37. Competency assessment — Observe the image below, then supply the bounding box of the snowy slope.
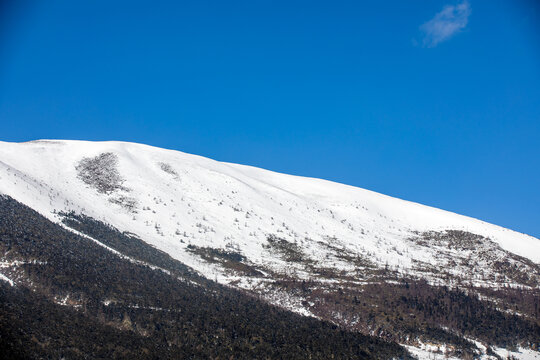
[0,139,538,288]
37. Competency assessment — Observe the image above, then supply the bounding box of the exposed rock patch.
[76,152,127,194]
[158,162,179,178]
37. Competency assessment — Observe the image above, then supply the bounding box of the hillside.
[0,195,409,359]
[0,139,539,358]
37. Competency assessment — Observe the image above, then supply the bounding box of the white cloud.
[420,1,471,47]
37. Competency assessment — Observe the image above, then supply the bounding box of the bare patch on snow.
[76,152,127,194]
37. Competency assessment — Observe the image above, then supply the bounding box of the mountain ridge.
[0,139,537,261]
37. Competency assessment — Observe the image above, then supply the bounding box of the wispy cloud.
[419,1,471,47]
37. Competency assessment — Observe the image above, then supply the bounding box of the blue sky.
[1,0,539,237]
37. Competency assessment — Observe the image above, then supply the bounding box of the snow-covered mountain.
[1,139,539,358]
[1,140,538,281]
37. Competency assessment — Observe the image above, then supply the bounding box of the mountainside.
[1,140,539,359]
[0,195,408,359]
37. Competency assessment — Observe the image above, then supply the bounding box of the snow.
[0,272,14,286]
[405,341,540,360]
[1,139,539,358]
[405,344,462,360]
[493,347,540,360]
[0,139,538,290]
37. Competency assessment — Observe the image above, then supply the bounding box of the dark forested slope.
[0,195,410,359]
